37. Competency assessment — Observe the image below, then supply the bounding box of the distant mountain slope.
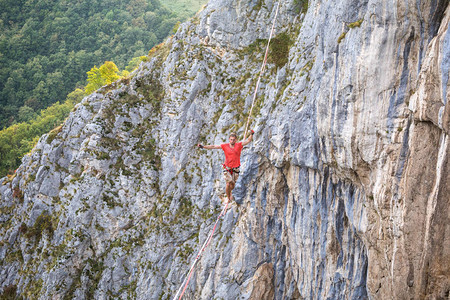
[159,0,207,18]
[0,0,186,128]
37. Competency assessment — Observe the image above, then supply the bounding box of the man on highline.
[197,130,254,202]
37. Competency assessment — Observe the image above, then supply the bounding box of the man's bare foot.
[219,194,228,205]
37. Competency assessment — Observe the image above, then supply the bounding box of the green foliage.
[293,0,309,14]
[337,32,347,44]
[125,56,145,72]
[0,93,82,177]
[159,0,207,18]
[66,89,86,104]
[0,0,187,128]
[254,0,264,11]
[299,59,314,77]
[140,138,161,170]
[5,250,24,264]
[172,21,181,33]
[348,19,364,28]
[46,125,63,144]
[24,278,43,299]
[63,268,83,300]
[338,19,363,44]
[269,32,292,69]
[85,61,121,94]
[178,243,194,262]
[173,197,194,223]
[25,211,54,242]
[18,106,37,123]
[102,192,123,209]
[242,39,268,56]
[86,258,105,299]
[0,284,21,300]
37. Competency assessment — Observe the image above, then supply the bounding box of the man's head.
[229,132,237,145]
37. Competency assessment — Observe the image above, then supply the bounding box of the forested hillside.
[0,0,207,176]
[0,0,193,129]
[159,0,206,18]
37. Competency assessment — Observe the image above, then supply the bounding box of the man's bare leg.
[225,182,235,202]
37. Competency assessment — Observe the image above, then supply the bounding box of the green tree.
[85,61,121,94]
[66,89,85,104]
[18,105,37,123]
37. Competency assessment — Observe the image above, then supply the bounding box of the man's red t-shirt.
[221,142,243,168]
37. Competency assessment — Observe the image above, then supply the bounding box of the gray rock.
[0,0,449,299]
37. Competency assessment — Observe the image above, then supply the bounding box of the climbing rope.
[243,1,281,141]
[173,3,280,299]
[172,199,231,300]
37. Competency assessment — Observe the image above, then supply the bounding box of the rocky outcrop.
[0,0,449,299]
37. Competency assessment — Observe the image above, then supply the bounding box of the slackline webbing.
[172,199,231,300]
[243,1,281,140]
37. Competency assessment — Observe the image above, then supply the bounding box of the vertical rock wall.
[0,0,448,299]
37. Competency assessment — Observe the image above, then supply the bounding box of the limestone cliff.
[1,0,449,299]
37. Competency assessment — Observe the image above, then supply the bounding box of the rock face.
[0,0,449,299]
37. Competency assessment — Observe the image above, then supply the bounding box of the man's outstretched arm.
[241,129,254,146]
[197,144,221,150]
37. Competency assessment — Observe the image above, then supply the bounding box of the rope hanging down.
[173,3,280,299]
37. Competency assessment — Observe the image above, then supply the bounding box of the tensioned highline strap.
[172,199,231,300]
[243,1,281,141]
[172,3,280,299]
